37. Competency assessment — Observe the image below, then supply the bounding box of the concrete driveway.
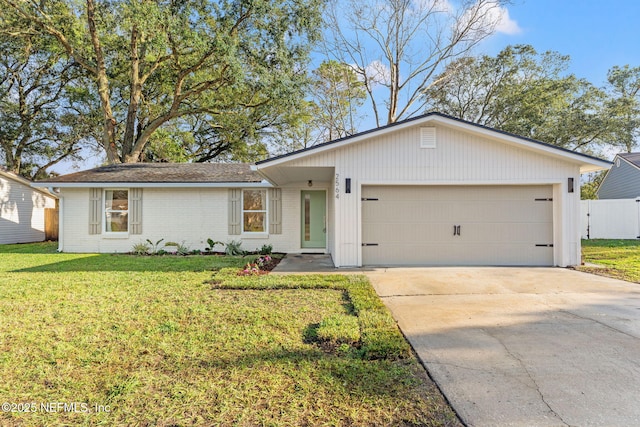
[366,267,640,427]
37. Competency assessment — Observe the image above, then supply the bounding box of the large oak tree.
[2,0,323,164]
[0,12,87,178]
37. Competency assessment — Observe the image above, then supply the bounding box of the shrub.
[259,244,273,255]
[316,314,361,345]
[131,241,151,255]
[225,240,244,256]
[164,241,191,256]
[146,238,164,255]
[205,238,224,252]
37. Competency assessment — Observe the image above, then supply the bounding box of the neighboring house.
[0,168,57,244]
[33,113,610,267]
[596,153,640,199]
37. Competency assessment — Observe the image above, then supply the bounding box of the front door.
[301,190,326,249]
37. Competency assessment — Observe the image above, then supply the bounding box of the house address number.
[335,173,340,199]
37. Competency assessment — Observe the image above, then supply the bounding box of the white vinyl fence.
[581,199,640,239]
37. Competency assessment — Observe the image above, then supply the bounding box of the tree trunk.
[86,0,119,163]
[122,26,142,159]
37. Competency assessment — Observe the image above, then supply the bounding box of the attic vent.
[420,127,436,149]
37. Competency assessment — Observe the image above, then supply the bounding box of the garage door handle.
[453,225,461,236]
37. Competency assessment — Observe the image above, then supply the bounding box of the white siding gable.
[0,174,56,244]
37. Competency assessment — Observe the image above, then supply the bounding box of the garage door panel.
[362,243,552,266]
[362,185,554,266]
[363,222,451,243]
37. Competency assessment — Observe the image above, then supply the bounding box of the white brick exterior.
[58,184,330,254]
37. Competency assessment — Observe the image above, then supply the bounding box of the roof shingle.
[38,163,262,184]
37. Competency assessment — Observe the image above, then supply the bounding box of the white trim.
[300,189,328,250]
[240,233,269,239]
[32,181,273,189]
[358,179,565,186]
[618,155,640,171]
[57,194,64,252]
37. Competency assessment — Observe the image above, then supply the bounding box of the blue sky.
[484,0,640,87]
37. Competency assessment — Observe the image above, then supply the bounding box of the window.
[104,189,128,233]
[242,189,267,233]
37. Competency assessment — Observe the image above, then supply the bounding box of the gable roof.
[32,163,266,188]
[0,167,57,198]
[617,153,640,170]
[255,112,611,173]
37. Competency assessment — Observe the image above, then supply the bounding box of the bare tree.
[324,0,511,126]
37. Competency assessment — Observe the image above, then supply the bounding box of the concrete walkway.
[271,254,377,274]
[366,267,640,427]
[271,254,341,274]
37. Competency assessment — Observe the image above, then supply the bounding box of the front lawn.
[0,243,459,426]
[578,239,640,283]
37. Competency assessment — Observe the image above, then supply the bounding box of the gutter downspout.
[49,187,63,252]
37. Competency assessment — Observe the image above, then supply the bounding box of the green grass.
[579,239,640,283]
[0,243,459,426]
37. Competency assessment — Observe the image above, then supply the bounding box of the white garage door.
[361,185,554,266]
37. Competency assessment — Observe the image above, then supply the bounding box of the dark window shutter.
[89,188,102,235]
[130,188,142,235]
[269,188,282,234]
[228,189,242,235]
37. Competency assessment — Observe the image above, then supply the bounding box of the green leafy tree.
[311,60,367,141]
[581,171,606,200]
[425,45,609,152]
[0,17,86,179]
[604,65,640,153]
[1,0,323,164]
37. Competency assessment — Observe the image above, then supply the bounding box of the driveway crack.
[482,328,574,427]
[558,309,640,340]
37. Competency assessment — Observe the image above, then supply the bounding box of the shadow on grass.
[0,241,59,254]
[13,254,244,273]
[194,347,424,400]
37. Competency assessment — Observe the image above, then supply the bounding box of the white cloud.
[457,1,522,38]
[493,6,522,35]
[363,60,392,87]
[413,0,454,14]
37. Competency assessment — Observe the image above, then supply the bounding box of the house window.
[242,189,267,233]
[105,189,129,233]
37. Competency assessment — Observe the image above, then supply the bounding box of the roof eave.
[616,154,640,171]
[31,180,273,188]
[0,170,58,198]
